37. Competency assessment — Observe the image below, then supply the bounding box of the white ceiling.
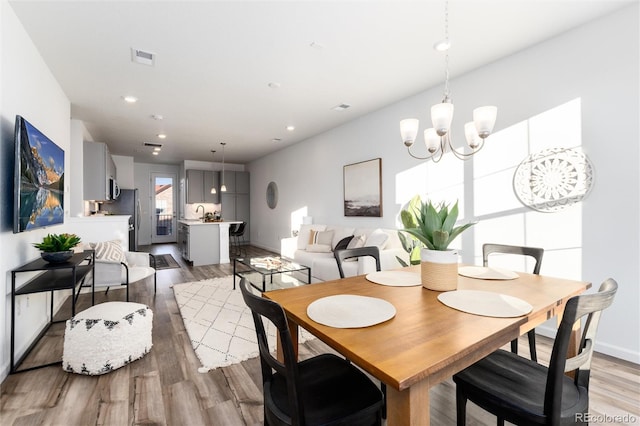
[10,0,633,165]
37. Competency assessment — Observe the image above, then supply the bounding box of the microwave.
[109,178,121,200]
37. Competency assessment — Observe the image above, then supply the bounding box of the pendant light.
[210,150,217,194]
[220,142,227,192]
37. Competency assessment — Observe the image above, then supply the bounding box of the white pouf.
[62,301,153,375]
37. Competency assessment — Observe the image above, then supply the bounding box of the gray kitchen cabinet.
[220,171,250,242]
[186,170,219,203]
[83,141,117,201]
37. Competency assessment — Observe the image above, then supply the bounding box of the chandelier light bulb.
[424,128,440,153]
[400,119,420,147]
[464,122,481,149]
[473,106,498,138]
[431,102,454,136]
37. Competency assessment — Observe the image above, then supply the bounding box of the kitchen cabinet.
[220,171,250,242]
[178,220,239,265]
[186,170,219,203]
[83,141,117,201]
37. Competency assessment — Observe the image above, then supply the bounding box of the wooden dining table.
[263,265,590,426]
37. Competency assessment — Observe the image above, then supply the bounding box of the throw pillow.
[306,244,332,253]
[346,234,366,250]
[297,225,326,250]
[91,240,127,264]
[334,235,354,251]
[365,229,390,249]
[308,230,334,246]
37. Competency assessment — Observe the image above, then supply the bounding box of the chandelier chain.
[443,0,451,100]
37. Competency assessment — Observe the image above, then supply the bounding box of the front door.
[151,173,177,243]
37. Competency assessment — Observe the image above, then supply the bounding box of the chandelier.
[400,0,497,162]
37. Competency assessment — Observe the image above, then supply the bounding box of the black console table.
[10,250,95,374]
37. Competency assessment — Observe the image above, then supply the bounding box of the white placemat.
[307,295,396,328]
[458,266,519,280]
[437,290,532,317]
[365,271,422,287]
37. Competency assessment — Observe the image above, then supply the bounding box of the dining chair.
[334,246,381,279]
[483,243,544,361]
[239,277,384,426]
[334,246,387,418]
[453,278,618,426]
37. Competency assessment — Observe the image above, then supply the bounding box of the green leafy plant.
[399,195,476,252]
[33,233,82,252]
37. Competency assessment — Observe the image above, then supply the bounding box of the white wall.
[1,0,72,379]
[248,5,639,363]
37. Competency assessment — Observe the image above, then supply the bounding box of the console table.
[10,250,95,373]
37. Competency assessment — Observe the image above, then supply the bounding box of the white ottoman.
[62,301,153,375]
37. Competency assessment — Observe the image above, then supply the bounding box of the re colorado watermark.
[575,413,638,424]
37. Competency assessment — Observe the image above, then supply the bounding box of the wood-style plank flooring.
[2,244,639,425]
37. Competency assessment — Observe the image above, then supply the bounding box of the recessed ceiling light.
[286,125,295,131]
[153,147,161,152]
[331,103,351,111]
[157,133,167,139]
[151,114,163,120]
[152,151,159,156]
[123,95,138,103]
[433,39,451,52]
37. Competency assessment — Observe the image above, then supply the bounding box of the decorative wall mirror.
[266,181,278,209]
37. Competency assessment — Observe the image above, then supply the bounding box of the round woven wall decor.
[513,147,594,212]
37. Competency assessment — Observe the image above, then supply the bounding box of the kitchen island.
[178,220,242,266]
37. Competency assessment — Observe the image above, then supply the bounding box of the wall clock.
[513,147,594,212]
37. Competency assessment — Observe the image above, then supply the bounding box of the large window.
[471,98,583,279]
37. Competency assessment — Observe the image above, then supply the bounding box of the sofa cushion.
[347,234,366,250]
[365,229,389,250]
[334,235,354,251]
[306,244,332,253]
[297,224,327,250]
[325,226,355,249]
[294,249,333,269]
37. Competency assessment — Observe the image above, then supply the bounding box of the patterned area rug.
[172,276,314,373]
[154,254,180,270]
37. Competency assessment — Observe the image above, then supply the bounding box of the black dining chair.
[334,246,387,418]
[453,278,618,426]
[239,277,384,426]
[483,243,544,361]
[334,246,381,279]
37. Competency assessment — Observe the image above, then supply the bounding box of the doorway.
[151,173,177,243]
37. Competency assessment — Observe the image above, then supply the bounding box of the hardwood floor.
[2,243,639,425]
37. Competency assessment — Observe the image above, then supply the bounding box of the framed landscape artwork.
[343,158,382,217]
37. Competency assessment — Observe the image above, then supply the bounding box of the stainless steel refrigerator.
[99,188,140,251]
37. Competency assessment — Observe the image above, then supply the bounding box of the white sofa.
[281,224,408,283]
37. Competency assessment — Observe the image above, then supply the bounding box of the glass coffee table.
[233,256,311,292]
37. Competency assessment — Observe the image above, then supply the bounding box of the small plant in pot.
[33,233,82,263]
[399,195,475,291]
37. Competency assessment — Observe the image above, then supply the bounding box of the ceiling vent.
[332,103,351,111]
[131,48,156,66]
[144,142,162,148]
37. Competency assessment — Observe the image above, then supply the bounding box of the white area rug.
[172,276,314,373]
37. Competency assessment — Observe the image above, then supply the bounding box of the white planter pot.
[420,248,459,291]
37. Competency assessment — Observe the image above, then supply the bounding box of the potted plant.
[33,233,82,263]
[399,196,475,291]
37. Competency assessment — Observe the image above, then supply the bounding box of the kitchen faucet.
[196,205,205,221]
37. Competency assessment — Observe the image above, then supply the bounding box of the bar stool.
[230,222,246,256]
